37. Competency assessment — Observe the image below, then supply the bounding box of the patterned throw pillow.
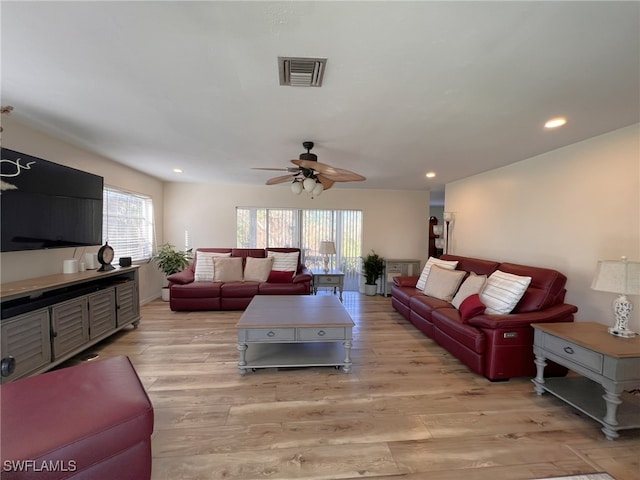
[194,252,231,282]
[415,256,459,291]
[481,270,532,314]
[267,251,299,277]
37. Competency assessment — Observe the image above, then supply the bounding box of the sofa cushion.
[481,270,532,314]
[267,270,295,283]
[409,294,451,320]
[459,294,486,322]
[171,281,222,298]
[243,256,274,282]
[423,265,466,302]
[213,257,244,282]
[432,308,486,353]
[268,250,299,277]
[451,272,487,309]
[440,255,500,276]
[415,257,459,291]
[194,251,231,282]
[220,281,259,297]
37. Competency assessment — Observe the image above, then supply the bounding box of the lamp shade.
[319,241,336,255]
[591,257,640,295]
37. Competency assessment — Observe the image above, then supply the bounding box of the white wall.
[1,118,166,304]
[163,182,431,271]
[445,124,640,331]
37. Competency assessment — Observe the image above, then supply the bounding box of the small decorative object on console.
[97,242,115,271]
[591,256,640,338]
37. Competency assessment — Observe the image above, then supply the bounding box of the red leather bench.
[0,356,154,480]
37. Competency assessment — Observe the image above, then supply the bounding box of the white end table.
[311,269,345,301]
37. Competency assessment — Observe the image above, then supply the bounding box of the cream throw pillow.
[194,252,231,282]
[415,257,459,291]
[243,256,274,282]
[423,265,466,302]
[451,272,487,309]
[481,270,532,314]
[213,257,244,282]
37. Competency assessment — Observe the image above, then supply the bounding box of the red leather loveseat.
[391,254,578,381]
[167,248,312,311]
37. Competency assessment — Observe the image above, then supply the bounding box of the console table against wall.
[532,322,640,440]
[383,259,420,296]
[0,266,140,383]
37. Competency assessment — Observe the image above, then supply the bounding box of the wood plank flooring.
[66,292,640,480]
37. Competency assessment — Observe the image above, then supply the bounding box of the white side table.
[311,269,345,301]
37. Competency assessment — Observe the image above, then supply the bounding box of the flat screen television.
[1,148,104,252]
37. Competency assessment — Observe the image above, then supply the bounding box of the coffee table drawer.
[298,327,347,341]
[245,328,295,342]
[544,334,603,373]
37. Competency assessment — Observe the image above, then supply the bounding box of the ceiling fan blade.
[316,174,335,190]
[291,159,338,176]
[321,167,366,182]
[266,174,296,185]
[252,167,299,172]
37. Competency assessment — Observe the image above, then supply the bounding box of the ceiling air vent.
[278,57,327,87]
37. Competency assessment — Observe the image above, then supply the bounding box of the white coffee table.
[236,295,354,374]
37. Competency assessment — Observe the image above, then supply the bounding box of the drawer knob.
[564,346,574,354]
[318,330,326,336]
[1,356,16,377]
[267,331,276,337]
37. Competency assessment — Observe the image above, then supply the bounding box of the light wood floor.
[71,292,640,480]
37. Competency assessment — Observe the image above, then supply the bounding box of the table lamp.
[591,256,640,338]
[319,241,336,273]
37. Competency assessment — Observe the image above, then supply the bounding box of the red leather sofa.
[0,356,153,480]
[167,247,312,311]
[391,254,578,381]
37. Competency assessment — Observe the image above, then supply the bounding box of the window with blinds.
[103,186,154,262]
[236,207,363,290]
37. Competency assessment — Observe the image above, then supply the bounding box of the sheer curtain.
[236,207,362,290]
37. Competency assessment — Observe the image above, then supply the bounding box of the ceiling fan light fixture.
[291,181,303,195]
[312,182,324,196]
[303,177,317,192]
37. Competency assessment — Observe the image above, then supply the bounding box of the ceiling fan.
[253,141,366,196]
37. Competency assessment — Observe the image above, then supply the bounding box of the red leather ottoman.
[1,356,154,480]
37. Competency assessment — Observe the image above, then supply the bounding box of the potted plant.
[153,243,193,301]
[361,250,385,296]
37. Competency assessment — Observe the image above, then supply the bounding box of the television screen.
[1,148,104,252]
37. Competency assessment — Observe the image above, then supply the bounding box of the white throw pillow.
[423,265,466,302]
[243,256,274,282]
[415,257,459,291]
[194,252,231,282]
[213,257,244,282]
[481,270,532,314]
[451,272,487,309]
[267,251,299,277]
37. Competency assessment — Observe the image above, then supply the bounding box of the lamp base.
[608,326,638,338]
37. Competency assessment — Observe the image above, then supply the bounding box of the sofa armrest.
[293,269,313,284]
[393,276,419,288]
[467,303,578,330]
[167,269,195,285]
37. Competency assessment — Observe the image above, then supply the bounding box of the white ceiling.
[2,1,639,199]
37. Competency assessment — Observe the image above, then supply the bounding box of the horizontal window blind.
[103,186,154,262]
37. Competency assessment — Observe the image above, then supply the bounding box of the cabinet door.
[51,297,90,360]
[88,288,116,339]
[116,282,139,327]
[1,308,51,383]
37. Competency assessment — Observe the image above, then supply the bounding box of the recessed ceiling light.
[425,171,436,178]
[172,168,183,173]
[544,117,567,129]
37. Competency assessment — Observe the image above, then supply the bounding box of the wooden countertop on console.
[0,265,139,302]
